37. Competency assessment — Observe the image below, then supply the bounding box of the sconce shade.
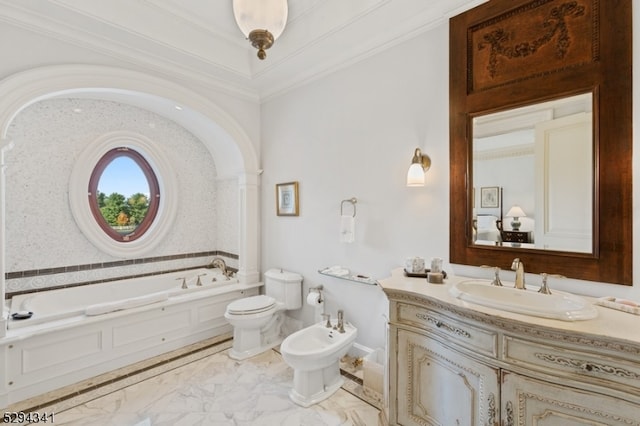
[406,147,431,187]
[233,0,288,59]
[407,163,426,186]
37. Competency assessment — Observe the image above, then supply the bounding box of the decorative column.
[236,172,260,284]
[0,138,14,338]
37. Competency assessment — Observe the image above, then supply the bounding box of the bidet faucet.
[337,310,345,333]
[322,313,332,328]
[511,258,525,290]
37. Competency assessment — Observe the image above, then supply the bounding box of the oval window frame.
[88,147,160,243]
[69,131,178,258]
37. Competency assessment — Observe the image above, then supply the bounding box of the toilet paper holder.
[308,285,324,303]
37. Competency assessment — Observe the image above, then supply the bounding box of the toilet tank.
[264,269,303,310]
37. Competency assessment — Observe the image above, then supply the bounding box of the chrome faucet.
[511,258,525,290]
[337,310,345,333]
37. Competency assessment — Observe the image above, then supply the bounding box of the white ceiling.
[0,0,487,102]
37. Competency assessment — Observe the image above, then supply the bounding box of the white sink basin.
[450,279,598,321]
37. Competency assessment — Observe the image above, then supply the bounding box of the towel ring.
[340,198,357,217]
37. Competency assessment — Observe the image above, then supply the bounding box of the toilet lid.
[227,295,276,315]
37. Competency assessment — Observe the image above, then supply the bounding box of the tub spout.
[207,257,233,278]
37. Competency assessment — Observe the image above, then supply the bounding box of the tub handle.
[176,277,187,289]
[196,274,206,286]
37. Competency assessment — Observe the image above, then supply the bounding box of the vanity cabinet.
[396,328,499,425]
[385,288,640,426]
[501,371,640,425]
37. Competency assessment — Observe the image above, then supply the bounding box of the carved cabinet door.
[395,328,500,426]
[501,371,640,426]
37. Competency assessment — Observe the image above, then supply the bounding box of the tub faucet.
[207,257,232,278]
[337,310,345,333]
[196,274,205,286]
[176,277,187,289]
[511,258,525,290]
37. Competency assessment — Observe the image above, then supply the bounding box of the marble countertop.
[379,268,640,346]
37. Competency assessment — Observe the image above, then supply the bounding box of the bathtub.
[8,268,239,329]
[1,268,261,407]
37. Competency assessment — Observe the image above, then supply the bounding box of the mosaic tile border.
[5,250,239,298]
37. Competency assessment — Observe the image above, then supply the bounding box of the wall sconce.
[406,148,431,187]
[233,0,288,60]
[506,205,526,231]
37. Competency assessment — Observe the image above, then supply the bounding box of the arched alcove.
[0,66,261,328]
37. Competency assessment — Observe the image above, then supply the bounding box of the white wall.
[261,23,451,349]
[262,9,640,350]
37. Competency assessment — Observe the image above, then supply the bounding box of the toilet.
[280,321,358,407]
[224,268,302,360]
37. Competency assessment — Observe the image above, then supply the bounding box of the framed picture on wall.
[480,186,499,208]
[276,181,299,216]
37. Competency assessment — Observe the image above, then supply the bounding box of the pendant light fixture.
[233,0,288,60]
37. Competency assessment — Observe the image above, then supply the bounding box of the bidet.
[281,321,358,407]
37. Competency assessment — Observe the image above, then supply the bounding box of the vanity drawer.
[503,335,640,395]
[396,302,498,357]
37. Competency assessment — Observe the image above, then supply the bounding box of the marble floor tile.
[50,349,381,426]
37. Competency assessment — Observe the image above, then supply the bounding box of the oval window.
[88,147,160,242]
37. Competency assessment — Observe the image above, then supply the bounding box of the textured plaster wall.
[5,98,235,275]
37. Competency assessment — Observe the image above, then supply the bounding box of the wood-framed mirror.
[449,0,632,285]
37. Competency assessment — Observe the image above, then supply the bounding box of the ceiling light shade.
[406,148,431,187]
[233,0,288,60]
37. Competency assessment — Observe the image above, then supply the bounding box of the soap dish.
[595,297,640,315]
[404,269,447,279]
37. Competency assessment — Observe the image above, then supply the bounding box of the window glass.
[88,148,159,242]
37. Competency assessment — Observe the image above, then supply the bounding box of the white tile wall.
[5,98,239,292]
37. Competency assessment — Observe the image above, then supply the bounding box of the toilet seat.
[226,295,276,315]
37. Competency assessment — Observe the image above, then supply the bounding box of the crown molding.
[0,1,261,103]
[0,0,488,103]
